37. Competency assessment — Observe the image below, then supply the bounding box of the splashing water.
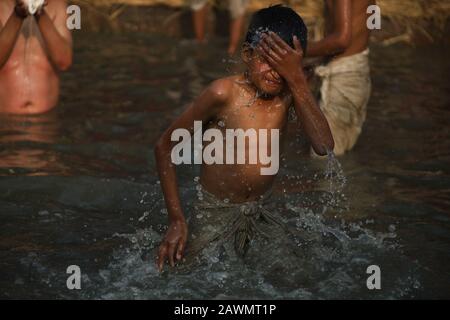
[324,149,347,210]
[2,35,443,299]
[75,196,419,300]
[247,27,271,49]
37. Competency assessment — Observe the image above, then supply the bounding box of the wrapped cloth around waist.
[184,186,286,262]
[315,49,370,78]
[314,49,371,128]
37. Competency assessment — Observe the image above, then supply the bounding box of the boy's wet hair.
[244,4,308,52]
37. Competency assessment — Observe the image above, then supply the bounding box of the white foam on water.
[81,203,422,299]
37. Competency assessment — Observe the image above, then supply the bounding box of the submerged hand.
[257,32,304,83]
[157,220,188,272]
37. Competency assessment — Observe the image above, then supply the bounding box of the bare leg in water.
[228,14,245,56]
[192,3,245,56]
[192,3,209,44]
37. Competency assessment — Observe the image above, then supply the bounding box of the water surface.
[0,33,449,299]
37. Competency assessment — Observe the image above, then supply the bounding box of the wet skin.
[307,0,374,60]
[198,74,288,202]
[0,0,72,114]
[155,33,334,271]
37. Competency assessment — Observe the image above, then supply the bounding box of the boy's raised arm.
[257,32,334,155]
[154,80,230,271]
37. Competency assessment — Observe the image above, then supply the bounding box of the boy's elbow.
[312,145,327,156]
[313,137,335,156]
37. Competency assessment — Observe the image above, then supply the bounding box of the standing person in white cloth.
[0,0,72,114]
[307,0,374,156]
[190,0,248,56]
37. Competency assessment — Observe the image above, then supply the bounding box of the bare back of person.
[0,1,65,114]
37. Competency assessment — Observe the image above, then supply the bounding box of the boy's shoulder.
[206,75,242,103]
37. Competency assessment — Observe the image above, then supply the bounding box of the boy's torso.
[200,75,291,203]
[324,0,373,61]
[0,0,60,114]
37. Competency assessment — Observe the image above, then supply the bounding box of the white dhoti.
[315,49,372,156]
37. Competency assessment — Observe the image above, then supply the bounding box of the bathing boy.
[155,5,334,271]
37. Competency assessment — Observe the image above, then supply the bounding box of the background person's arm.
[306,0,352,58]
[0,1,27,69]
[258,32,334,155]
[35,0,72,71]
[155,79,231,271]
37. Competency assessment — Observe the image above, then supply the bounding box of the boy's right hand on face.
[157,219,188,272]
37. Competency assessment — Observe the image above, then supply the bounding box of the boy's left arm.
[258,32,334,155]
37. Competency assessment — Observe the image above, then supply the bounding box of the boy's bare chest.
[214,98,289,131]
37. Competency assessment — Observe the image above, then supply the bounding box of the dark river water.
[0,32,449,299]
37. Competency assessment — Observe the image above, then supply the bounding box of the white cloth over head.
[24,0,45,15]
